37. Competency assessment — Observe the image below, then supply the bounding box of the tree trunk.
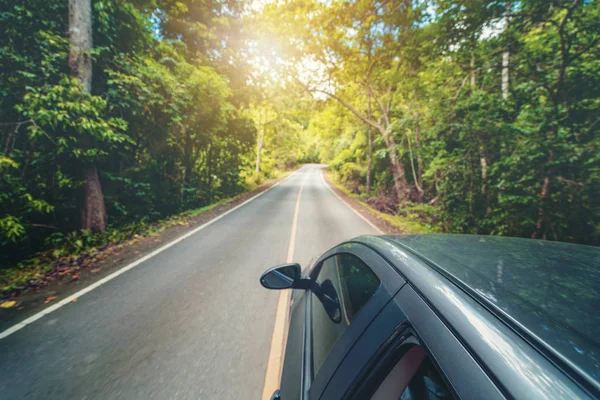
[255,109,266,173]
[68,0,93,93]
[407,131,423,202]
[471,47,489,209]
[81,167,107,232]
[3,122,20,156]
[366,93,373,196]
[183,134,194,184]
[381,125,407,201]
[480,145,488,194]
[207,144,214,189]
[470,54,477,90]
[533,151,553,240]
[533,176,550,240]
[411,122,424,202]
[69,0,106,232]
[502,2,510,100]
[415,121,423,195]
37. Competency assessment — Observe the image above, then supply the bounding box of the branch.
[366,85,388,124]
[406,132,424,193]
[557,176,585,187]
[1,120,35,154]
[30,224,61,230]
[0,120,32,126]
[586,117,600,134]
[312,88,384,132]
[555,0,581,96]
[559,0,580,34]
[567,35,600,64]
[29,120,57,145]
[264,117,278,126]
[385,57,403,114]
[444,75,469,101]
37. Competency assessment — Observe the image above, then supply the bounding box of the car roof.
[355,234,600,394]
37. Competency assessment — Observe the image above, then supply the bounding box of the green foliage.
[0,0,259,267]
[263,0,600,244]
[337,162,366,192]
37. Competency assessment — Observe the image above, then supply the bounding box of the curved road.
[0,165,378,399]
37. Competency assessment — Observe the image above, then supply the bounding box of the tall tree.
[366,92,373,196]
[68,0,107,232]
[502,1,510,100]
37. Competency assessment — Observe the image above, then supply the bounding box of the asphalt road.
[0,164,378,399]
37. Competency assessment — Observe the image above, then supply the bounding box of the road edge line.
[320,170,383,234]
[261,173,306,400]
[0,169,300,341]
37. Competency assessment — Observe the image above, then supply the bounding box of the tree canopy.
[256,0,600,244]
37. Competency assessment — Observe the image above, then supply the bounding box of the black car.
[260,235,600,400]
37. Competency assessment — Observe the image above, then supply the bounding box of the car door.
[279,286,310,400]
[321,284,504,400]
[279,241,405,400]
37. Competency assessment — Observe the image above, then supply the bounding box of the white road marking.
[0,170,300,340]
[320,169,383,234]
[262,172,306,400]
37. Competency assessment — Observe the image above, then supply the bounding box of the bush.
[338,162,365,193]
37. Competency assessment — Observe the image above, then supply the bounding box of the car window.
[312,253,381,378]
[370,344,453,400]
[337,253,382,322]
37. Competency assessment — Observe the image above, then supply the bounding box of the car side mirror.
[260,263,302,289]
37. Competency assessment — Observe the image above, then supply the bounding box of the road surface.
[0,165,378,399]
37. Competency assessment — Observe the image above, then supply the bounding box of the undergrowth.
[0,198,229,296]
[0,168,296,297]
[327,171,440,234]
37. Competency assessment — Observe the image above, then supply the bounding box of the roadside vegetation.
[326,172,438,235]
[257,0,600,245]
[0,179,289,297]
[1,201,223,295]
[1,0,599,298]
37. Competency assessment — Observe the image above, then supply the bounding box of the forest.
[1,0,599,277]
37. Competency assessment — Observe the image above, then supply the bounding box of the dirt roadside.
[322,171,403,235]
[0,175,290,331]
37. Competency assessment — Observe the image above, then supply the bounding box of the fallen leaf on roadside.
[0,300,16,309]
[44,296,58,303]
[71,274,80,280]
[71,298,78,303]
[91,268,101,273]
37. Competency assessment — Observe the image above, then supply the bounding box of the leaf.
[71,298,78,303]
[0,300,17,309]
[71,274,80,280]
[44,296,58,303]
[90,268,101,273]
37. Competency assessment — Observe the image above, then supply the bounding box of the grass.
[327,172,439,235]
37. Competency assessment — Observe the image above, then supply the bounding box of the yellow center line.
[261,174,306,400]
